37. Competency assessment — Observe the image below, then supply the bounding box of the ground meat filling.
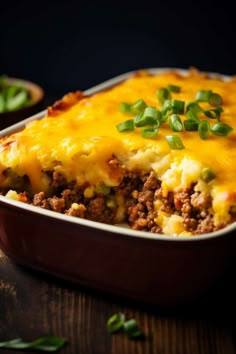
[20,170,220,235]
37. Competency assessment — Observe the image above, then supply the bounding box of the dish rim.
[0,67,235,243]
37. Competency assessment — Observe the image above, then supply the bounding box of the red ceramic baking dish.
[0,68,236,305]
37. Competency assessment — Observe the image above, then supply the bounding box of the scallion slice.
[186,110,199,121]
[134,106,161,127]
[123,319,143,339]
[169,114,183,132]
[166,135,185,150]
[157,87,171,104]
[107,313,125,333]
[186,101,203,115]
[168,84,181,93]
[184,119,199,131]
[208,92,222,106]
[195,90,212,102]
[204,107,223,120]
[201,167,216,183]
[116,119,134,132]
[171,99,185,114]
[120,99,147,115]
[198,120,210,139]
[211,122,233,136]
[141,126,158,138]
[0,336,67,352]
[130,99,148,114]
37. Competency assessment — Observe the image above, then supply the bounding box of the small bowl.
[0,77,44,130]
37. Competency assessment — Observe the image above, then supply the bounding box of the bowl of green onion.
[0,75,44,130]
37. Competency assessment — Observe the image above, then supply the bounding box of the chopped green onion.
[160,100,172,122]
[141,126,159,138]
[211,122,233,136]
[0,336,67,352]
[130,99,148,114]
[166,135,185,150]
[201,167,216,183]
[195,90,212,102]
[135,107,161,127]
[204,107,223,120]
[186,101,203,115]
[0,93,5,112]
[5,90,29,111]
[120,99,147,115]
[171,99,185,114]
[120,102,133,114]
[168,84,181,93]
[107,313,125,333]
[186,110,199,121]
[169,114,183,132]
[157,87,171,104]
[198,120,210,139]
[116,119,134,132]
[184,119,199,131]
[123,319,143,339]
[208,92,222,106]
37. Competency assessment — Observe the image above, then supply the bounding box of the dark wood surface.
[0,248,236,354]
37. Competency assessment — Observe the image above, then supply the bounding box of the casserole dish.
[0,68,235,305]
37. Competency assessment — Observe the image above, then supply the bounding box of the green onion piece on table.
[0,336,67,352]
[123,319,143,339]
[107,313,125,333]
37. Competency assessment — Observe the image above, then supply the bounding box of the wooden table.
[0,248,236,354]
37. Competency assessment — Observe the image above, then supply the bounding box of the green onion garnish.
[107,313,125,333]
[123,319,143,339]
[171,99,185,114]
[169,114,183,132]
[208,92,222,106]
[186,110,199,121]
[186,101,203,115]
[166,135,185,150]
[107,314,144,340]
[134,107,161,127]
[130,99,148,114]
[157,87,171,104]
[141,126,159,139]
[201,167,216,183]
[195,90,212,102]
[183,119,199,131]
[116,119,135,132]
[204,107,223,120]
[120,99,147,115]
[168,84,181,93]
[211,122,233,136]
[0,336,67,352]
[198,120,210,139]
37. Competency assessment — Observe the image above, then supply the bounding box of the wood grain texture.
[0,252,236,354]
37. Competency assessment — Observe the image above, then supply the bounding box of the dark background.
[1,0,236,100]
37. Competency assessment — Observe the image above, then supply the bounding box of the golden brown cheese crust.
[0,68,236,235]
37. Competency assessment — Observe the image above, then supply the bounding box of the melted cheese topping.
[1,70,236,226]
